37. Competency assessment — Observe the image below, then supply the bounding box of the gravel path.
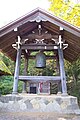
[0,112,80,120]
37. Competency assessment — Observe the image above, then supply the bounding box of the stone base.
[0,94,80,114]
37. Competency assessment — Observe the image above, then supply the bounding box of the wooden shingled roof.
[0,8,80,62]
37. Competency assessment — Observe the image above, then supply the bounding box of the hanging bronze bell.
[35,51,46,68]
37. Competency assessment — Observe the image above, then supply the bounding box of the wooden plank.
[0,38,15,50]
[43,21,59,32]
[2,46,14,53]
[64,36,80,47]
[64,53,74,62]
[25,55,57,59]
[19,23,37,36]
[21,44,58,50]
[64,30,80,41]
[67,41,80,51]
[25,32,58,40]
[43,23,59,34]
[65,46,79,54]
[19,76,61,82]
[58,47,67,94]
[12,49,21,94]
[0,31,17,44]
[22,58,28,93]
[64,50,76,58]
[4,48,16,55]
[39,11,80,37]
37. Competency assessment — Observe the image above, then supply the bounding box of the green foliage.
[65,58,80,82]
[0,60,11,75]
[67,81,80,105]
[0,76,23,95]
[0,76,13,94]
[64,58,80,103]
[0,52,14,74]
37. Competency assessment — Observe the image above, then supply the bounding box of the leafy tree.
[65,58,80,85]
[0,76,23,95]
[49,0,80,27]
[0,52,14,74]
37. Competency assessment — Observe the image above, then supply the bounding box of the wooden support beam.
[58,47,67,95]
[12,48,21,94]
[19,76,61,82]
[57,81,61,94]
[21,44,58,50]
[24,55,57,59]
[22,58,28,93]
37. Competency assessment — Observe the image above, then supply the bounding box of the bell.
[35,51,46,68]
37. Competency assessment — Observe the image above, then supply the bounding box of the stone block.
[30,99,40,109]
[46,100,61,112]
[67,104,79,110]
[9,101,14,104]
[24,100,33,109]
[39,102,46,111]
[0,94,79,114]
[7,102,20,112]
[61,102,68,109]
[55,98,63,105]
[0,102,3,108]
[70,97,78,105]
[19,102,27,110]
[0,96,22,103]
[74,109,80,115]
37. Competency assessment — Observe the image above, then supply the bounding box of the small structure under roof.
[0,8,80,95]
[0,8,80,62]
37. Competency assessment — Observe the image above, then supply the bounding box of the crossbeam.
[21,44,58,50]
[25,55,57,59]
[19,76,61,82]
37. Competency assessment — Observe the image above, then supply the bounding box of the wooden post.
[12,49,21,94]
[58,47,67,95]
[57,81,61,94]
[56,56,61,94]
[22,81,26,93]
[22,58,28,93]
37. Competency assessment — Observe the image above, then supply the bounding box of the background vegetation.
[49,0,80,27]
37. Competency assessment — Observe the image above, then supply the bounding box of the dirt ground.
[0,112,80,120]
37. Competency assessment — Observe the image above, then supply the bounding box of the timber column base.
[12,92,18,95]
[22,91,26,93]
[61,92,68,96]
